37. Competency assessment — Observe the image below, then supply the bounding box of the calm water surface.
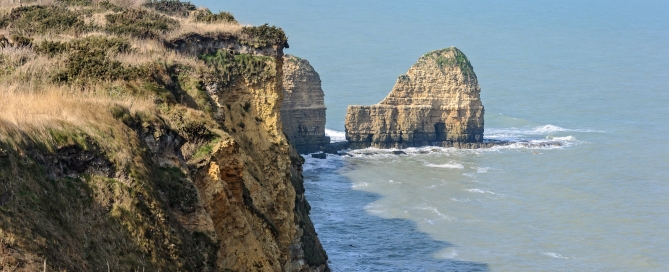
[196,0,669,270]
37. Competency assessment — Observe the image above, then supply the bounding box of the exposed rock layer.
[280,55,329,154]
[0,9,327,272]
[181,42,328,271]
[345,47,485,149]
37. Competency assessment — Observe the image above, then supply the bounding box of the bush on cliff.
[240,23,288,48]
[193,8,237,23]
[199,49,276,86]
[143,0,197,17]
[105,8,180,39]
[0,5,92,35]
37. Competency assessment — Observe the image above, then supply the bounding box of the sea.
[195,0,669,270]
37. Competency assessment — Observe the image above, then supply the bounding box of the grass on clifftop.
[0,0,285,270]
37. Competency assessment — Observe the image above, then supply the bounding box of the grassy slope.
[0,0,291,270]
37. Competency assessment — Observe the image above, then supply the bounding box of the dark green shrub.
[52,37,141,83]
[0,6,92,35]
[192,9,236,23]
[240,23,288,48]
[97,1,125,12]
[10,34,32,47]
[199,49,275,86]
[105,9,179,39]
[55,0,93,6]
[35,36,130,57]
[143,0,196,17]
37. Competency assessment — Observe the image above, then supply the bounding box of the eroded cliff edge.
[0,1,327,271]
[345,47,489,149]
[281,55,329,154]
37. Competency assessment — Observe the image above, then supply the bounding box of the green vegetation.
[0,0,299,270]
[240,23,288,48]
[0,5,91,35]
[427,47,475,76]
[48,37,143,83]
[193,8,236,23]
[35,36,131,57]
[143,0,197,17]
[199,49,276,86]
[105,8,180,39]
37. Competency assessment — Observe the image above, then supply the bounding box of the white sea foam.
[302,154,344,172]
[325,128,346,142]
[425,162,464,169]
[435,249,459,259]
[466,188,497,195]
[462,173,476,178]
[473,166,490,173]
[417,206,456,221]
[543,252,569,259]
[351,182,368,188]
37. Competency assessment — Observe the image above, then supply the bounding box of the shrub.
[192,9,236,23]
[35,36,130,57]
[34,41,68,56]
[51,37,141,83]
[143,0,197,17]
[105,8,179,39]
[199,49,275,86]
[10,34,32,47]
[0,6,92,35]
[55,0,93,6]
[240,23,288,48]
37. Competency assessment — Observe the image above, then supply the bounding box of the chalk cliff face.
[281,55,329,154]
[345,47,486,149]
[0,3,327,271]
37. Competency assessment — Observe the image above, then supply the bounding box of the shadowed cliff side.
[281,55,329,154]
[345,47,488,149]
[0,0,327,271]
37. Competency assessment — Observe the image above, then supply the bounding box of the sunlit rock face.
[345,47,485,149]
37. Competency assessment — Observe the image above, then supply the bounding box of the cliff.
[281,55,329,154]
[0,1,327,271]
[345,47,489,149]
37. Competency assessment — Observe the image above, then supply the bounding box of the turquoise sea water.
[197,0,669,270]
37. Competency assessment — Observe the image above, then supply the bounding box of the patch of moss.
[425,47,475,77]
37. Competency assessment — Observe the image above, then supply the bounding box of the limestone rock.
[345,47,485,149]
[281,55,329,154]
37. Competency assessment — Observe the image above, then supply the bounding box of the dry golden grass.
[0,0,55,14]
[0,84,156,165]
[165,16,244,40]
[111,37,205,69]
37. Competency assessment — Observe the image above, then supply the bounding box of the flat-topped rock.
[345,47,485,149]
[281,55,330,153]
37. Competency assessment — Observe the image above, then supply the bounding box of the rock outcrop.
[0,2,328,271]
[281,55,329,154]
[345,47,486,149]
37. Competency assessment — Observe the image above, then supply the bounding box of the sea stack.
[281,55,330,153]
[345,47,486,149]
